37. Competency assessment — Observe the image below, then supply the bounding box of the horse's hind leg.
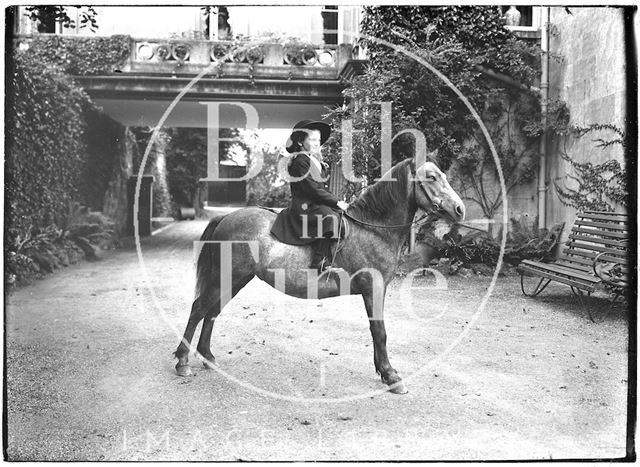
[174,290,220,376]
[197,274,253,369]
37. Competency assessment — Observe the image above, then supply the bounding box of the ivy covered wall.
[16,34,130,75]
[503,7,629,239]
[7,48,92,240]
[8,34,174,240]
[131,129,173,219]
[6,33,176,287]
[546,7,628,223]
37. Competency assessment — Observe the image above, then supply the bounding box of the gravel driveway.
[5,219,630,460]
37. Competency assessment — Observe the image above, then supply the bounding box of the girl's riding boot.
[310,237,333,272]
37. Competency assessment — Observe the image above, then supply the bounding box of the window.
[501,6,534,28]
[321,6,338,45]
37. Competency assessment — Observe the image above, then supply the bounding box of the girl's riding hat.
[285,120,331,153]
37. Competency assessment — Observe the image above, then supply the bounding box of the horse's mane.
[347,158,414,222]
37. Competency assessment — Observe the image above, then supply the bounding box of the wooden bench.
[517,211,630,321]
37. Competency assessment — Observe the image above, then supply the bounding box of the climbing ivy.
[555,124,628,212]
[6,48,94,248]
[6,41,137,286]
[7,34,131,238]
[325,5,544,226]
[24,6,99,33]
[18,34,131,75]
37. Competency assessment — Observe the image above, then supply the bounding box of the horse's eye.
[426,175,436,182]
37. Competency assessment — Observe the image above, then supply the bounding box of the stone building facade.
[486,7,628,238]
[545,7,627,227]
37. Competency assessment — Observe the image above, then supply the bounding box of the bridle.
[341,161,445,230]
[340,161,485,233]
[327,162,481,274]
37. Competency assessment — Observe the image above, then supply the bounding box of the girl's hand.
[337,200,349,211]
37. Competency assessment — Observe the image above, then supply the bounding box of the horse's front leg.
[362,290,408,394]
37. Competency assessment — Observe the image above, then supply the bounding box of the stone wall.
[500,7,627,239]
[130,128,173,219]
[102,126,138,236]
[546,6,627,230]
[149,136,172,218]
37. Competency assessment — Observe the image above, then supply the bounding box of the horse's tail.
[195,215,226,300]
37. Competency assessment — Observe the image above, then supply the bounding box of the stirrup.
[314,256,330,272]
[320,257,335,272]
[310,251,326,271]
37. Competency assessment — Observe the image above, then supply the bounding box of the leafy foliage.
[6,44,125,287]
[420,217,564,269]
[555,124,628,212]
[165,128,208,208]
[7,48,93,243]
[5,202,118,287]
[245,132,291,207]
[80,109,126,211]
[24,6,99,33]
[18,34,130,75]
[131,128,173,217]
[164,128,247,210]
[324,6,544,223]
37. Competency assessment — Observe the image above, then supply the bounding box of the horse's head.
[411,159,465,223]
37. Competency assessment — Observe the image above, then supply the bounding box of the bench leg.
[520,275,551,297]
[570,286,588,317]
[570,286,591,298]
[588,290,622,323]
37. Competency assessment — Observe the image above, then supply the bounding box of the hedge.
[6,48,93,243]
[17,34,130,75]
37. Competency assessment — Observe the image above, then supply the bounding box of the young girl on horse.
[270,120,349,271]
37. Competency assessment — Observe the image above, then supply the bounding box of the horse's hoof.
[382,372,408,394]
[175,364,192,377]
[202,358,217,369]
[388,381,408,394]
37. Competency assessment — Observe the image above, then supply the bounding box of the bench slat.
[568,234,628,248]
[560,249,629,264]
[557,256,629,274]
[518,264,598,292]
[556,256,594,270]
[571,226,628,239]
[563,241,628,255]
[584,210,629,216]
[574,220,628,231]
[519,260,600,283]
[577,212,628,223]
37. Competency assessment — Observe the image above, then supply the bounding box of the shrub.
[418,216,564,272]
[6,39,127,287]
[6,47,93,241]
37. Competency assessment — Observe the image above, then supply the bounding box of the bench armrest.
[592,252,624,284]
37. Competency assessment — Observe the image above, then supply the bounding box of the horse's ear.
[420,149,440,170]
[408,156,417,172]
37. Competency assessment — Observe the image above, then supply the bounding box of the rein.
[342,210,429,229]
[326,163,480,275]
[342,210,485,233]
[340,163,484,233]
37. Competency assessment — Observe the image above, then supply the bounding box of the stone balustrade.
[128,38,355,79]
[12,34,359,80]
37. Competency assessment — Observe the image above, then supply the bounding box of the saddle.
[256,205,282,214]
[258,204,350,243]
[259,205,349,269]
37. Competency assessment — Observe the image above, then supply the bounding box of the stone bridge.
[73,37,367,128]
